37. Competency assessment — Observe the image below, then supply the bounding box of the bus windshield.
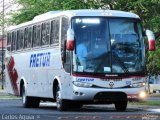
[72,17,145,74]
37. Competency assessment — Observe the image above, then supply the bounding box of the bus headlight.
[130,82,146,88]
[139,91,146,99]
[73,81,93,88]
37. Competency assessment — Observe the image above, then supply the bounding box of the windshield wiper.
[94,52,110,73]
[112,53,129,73]
[93,51,129,74]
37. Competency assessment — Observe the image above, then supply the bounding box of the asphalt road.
[0,99,160,120]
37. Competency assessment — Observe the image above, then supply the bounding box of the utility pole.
[1,0,5,89]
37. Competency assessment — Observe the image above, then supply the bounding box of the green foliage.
[147,40,160,76]
[0,13,3,26]
[5,0,160,75]
[9,0,90,24]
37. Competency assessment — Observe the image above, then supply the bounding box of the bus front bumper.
[71,85,146,102]
[127,91,147,101]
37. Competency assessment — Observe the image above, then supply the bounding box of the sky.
[0,0,19,13]
[0,0,20,35]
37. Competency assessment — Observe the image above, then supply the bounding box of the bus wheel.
[114,101,127,111]
[22,85,40,108]
[69,102,83,109]
[56,85,68,111]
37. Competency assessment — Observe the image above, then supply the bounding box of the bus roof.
[8,9,140,31]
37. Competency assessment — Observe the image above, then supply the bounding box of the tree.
[10,0,160,38]
[7,0,160,75]
[9,0,89,24]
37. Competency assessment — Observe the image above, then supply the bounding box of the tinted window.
[11,31,17,51]
[61,17,69,72]
[61,17,69,45]
[28,27,32,48]
[33,24,41,47]
[17,30,20,50]
[24,27,32,48]
[51,19,59,44]
[41,22,50,46]
[17,29,24,50]
[24,28,28,48]
[7,32,11,51]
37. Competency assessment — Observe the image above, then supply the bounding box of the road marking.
[110,115,160,119]
[147,109,160,113]
[75,116,101,119]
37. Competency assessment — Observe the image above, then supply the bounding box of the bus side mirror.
[146,30,155,51]
[66,28,75,51]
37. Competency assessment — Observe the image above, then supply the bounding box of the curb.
[0,89,21,99]
[0,89,8,96]
[0,97,21,100]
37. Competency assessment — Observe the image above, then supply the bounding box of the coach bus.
[5,9,155,111]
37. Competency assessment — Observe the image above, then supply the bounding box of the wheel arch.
[52,76,61,99]
[19,77,27,97]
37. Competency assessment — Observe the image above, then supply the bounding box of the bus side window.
[17,29,24,50]
[7,32,11,51]
[11,31,17,51]
[41,22,50,46]
[33,24,41,47]
[20,30,24,49]
[50,19,59,45]
[24,27,29,49]
[17,30,20,50]
[61,17,69,72]
[24,27,32,48]
[61,17,68,45]
[46,22,50,45]
[28,27,32,48]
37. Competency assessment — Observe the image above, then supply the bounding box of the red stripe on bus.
[7,56,19,96]
[72,73,145,79]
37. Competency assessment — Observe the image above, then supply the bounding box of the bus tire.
[31,97,40,108]
[114,101,127,111]
[22,85,40,108]
[69,102,83,109]
[56,84,68,111]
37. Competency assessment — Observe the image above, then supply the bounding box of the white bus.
[5,9,155,111]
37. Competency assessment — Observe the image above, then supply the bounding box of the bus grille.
[94,92,127,102]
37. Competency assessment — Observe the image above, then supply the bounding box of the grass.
[140,101,160,106]
[0,86,20,99]
[129,100,160,106]
[0,95,20,99]
[0,87,21,99]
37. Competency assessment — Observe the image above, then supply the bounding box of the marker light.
[130,82,146,88]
